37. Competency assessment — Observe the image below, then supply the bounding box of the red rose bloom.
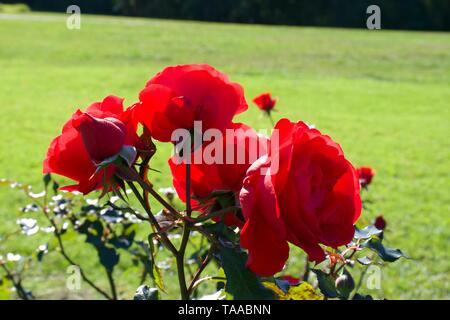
[357,166,375,188]
[240,119,361,276]
[136,64,248,142]
[168,123,268,226]
[252,92,276,112]
[43,95,139,194]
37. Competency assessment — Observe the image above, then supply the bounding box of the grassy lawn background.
[0,12,449,299]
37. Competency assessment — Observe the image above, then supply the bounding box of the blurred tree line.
[3,0,449,31]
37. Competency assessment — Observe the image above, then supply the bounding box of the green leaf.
[312,269,338,298]
[78,219,104,247]
[134,285,159,300]
[357,256,372,265]
[98,245,120,272]
[354,225,382,239]
[335,269,355,300]
[43,173,51,189]
[353,293,374,300]
[148,238,164,291]
[204,222,238,244]
[217,246,273,300]
[364,238,405,262]
[52,181,59,194]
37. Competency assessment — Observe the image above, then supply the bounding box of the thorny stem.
[187,245,215,297]
[191,206,239,223]
[334,241,361,275]
[176,162,192,300]
[267,111,275,126]
[126,181,178,256]
[303,257,310,282]
[106,270,118,300]
[127,166,184,221]
[177,223,190,300]
[125,160,220,299]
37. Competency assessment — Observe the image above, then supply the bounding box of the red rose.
[136,64,248,142]
[374,215,387,230]
[240,119,361,276]
[357,166,375,188]
[43,95,139,194]
[252,92,276,112]
[168,123,268,226]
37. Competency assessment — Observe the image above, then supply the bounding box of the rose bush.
[1,64,405,300]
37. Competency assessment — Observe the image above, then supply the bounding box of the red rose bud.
[335,272,355,299]
[357,166,375,188]
[252,92,277,112]
[73,113,126,162]
[374,215,387,230]
[43,95,140,194]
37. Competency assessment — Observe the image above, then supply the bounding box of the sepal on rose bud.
[95,145,137,171]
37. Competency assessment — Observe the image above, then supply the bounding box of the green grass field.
[0,12,449,299]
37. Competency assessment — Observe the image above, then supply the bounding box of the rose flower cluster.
[43,64,363,276]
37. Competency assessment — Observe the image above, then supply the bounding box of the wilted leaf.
[264,281,323,300]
